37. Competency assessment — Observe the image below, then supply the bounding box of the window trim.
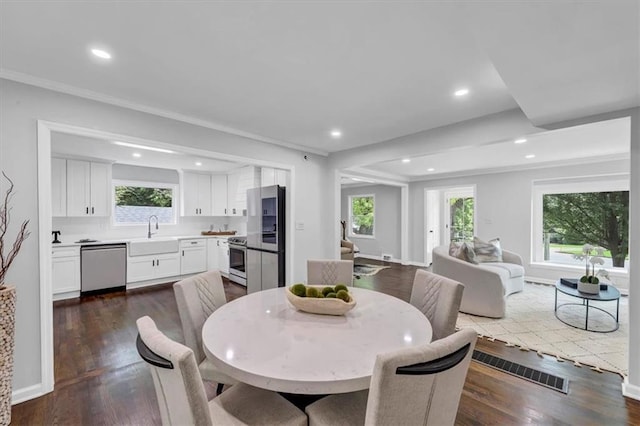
[112,179,179,227]
[348,194,375,239]
[531,175,629,268]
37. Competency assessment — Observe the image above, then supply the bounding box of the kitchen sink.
[128,238,179,256]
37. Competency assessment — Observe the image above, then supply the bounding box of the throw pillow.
[473,236,503,263]
[449,241,478,264]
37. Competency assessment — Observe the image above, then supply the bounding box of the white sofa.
[432,245,524,318]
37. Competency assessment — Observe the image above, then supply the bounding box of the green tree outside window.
[543,191,629,267]
[351,195,374,236]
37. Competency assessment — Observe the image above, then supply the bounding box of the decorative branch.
[0,172,30,288]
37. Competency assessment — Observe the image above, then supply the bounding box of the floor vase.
[0,286,15,426]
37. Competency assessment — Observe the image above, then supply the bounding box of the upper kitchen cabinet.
[261,167,287,187]
[65,159,111,217]
[182,172,212,216]
[51,157,67,217]
[211,174,228,216]
[227,166,258,216]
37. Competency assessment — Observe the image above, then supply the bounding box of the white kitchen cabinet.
[206,238,229,275]
[218,239,229,275]
[261,167,287,187]
[51,158,67,217]
[211,174,228,216]
[127,253,180,283]
[52,246,80,294]
[207,238,220,271]
[182,172,212,216]
[66,159,110,217]
[227,166,257,216]
[180,239,207,275]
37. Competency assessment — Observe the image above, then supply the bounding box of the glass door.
[444,187,475,243]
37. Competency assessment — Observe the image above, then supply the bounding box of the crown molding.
[0,69,329,157]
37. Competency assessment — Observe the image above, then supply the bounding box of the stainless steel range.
[228,236,247,286]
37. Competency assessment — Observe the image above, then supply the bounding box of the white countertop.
[202,287,432,394]
[51,233,241,248]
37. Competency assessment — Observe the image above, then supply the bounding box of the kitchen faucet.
[148,215,159,239]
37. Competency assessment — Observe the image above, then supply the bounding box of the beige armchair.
[340,239,355,260]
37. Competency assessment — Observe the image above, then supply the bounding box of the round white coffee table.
[202,286,432,394]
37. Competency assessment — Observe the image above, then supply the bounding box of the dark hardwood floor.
[12,259,640,425]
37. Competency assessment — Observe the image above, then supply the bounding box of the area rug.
[353,264,390,276]
[456,282,628,376]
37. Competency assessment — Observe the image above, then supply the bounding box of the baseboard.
[12,383,48,405]
[355,254,402,264]
[622,378,640,401]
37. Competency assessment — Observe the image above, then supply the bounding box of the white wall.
[409,159,630,289]
[0,79,333,398]
[341,184,401,259]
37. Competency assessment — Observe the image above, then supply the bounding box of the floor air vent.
[472,350,569,394]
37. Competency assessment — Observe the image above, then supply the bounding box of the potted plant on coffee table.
[0,172,30,425]
[577,244,608,294]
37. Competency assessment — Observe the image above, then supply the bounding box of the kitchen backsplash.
[52,215,247,244]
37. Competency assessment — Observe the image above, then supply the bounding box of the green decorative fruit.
[317,292,325,298]
[322,286,334,296]
[326,292,337,298]
[580,276,589,283]
[591,276,600,284]
[336,289,350,302]
[306,287,320,298]
[291,283,306,297]
[334,284,348,293]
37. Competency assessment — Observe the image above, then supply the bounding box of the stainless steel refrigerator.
[246,185,285,294]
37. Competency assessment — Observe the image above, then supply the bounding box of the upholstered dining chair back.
[410,270,464,341]
[307,259,354,286]
[173,270,227,363]
[137,316,308,426]
[366,328,477,426]
[136,316,213,426]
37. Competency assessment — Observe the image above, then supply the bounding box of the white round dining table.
[201,286,432,394]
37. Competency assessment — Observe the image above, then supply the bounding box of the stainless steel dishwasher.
[81,243,127,295]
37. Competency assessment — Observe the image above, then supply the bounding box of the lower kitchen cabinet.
[127,252,180,283]
[180,238,207,275]
[207,238,229,275]
[52,246,80,294]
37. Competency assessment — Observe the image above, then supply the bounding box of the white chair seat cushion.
[199,358,238,385]
[210,383,307,426]
[305,389,368,426]
[478,262,524,278]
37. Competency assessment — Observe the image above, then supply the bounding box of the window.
[113,180,177,225]
[533,177,629,269]
[349,195,375,237]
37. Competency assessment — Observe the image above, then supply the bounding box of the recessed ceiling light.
[525,154,536,159]
[132,153,141,158]
[454,88,469,97]
[514,138,527,144]
[330,129,342,138]
[402,158,411,163]
[427,168,435,172]
[195,162,202,166]
[91,48,111,59]
[113,141,174,154]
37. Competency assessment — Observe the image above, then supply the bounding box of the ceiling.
[1,1,638,178]
[51,132,244,173]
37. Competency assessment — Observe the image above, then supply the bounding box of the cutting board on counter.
[201,231,237,236]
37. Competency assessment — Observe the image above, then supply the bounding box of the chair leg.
[216,383,224,395]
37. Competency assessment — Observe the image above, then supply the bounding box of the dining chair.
[410,269,464,341]
[307,259,354,286]
[136,316,307,426]
[305,328,477,426]
[173,270,237,394]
